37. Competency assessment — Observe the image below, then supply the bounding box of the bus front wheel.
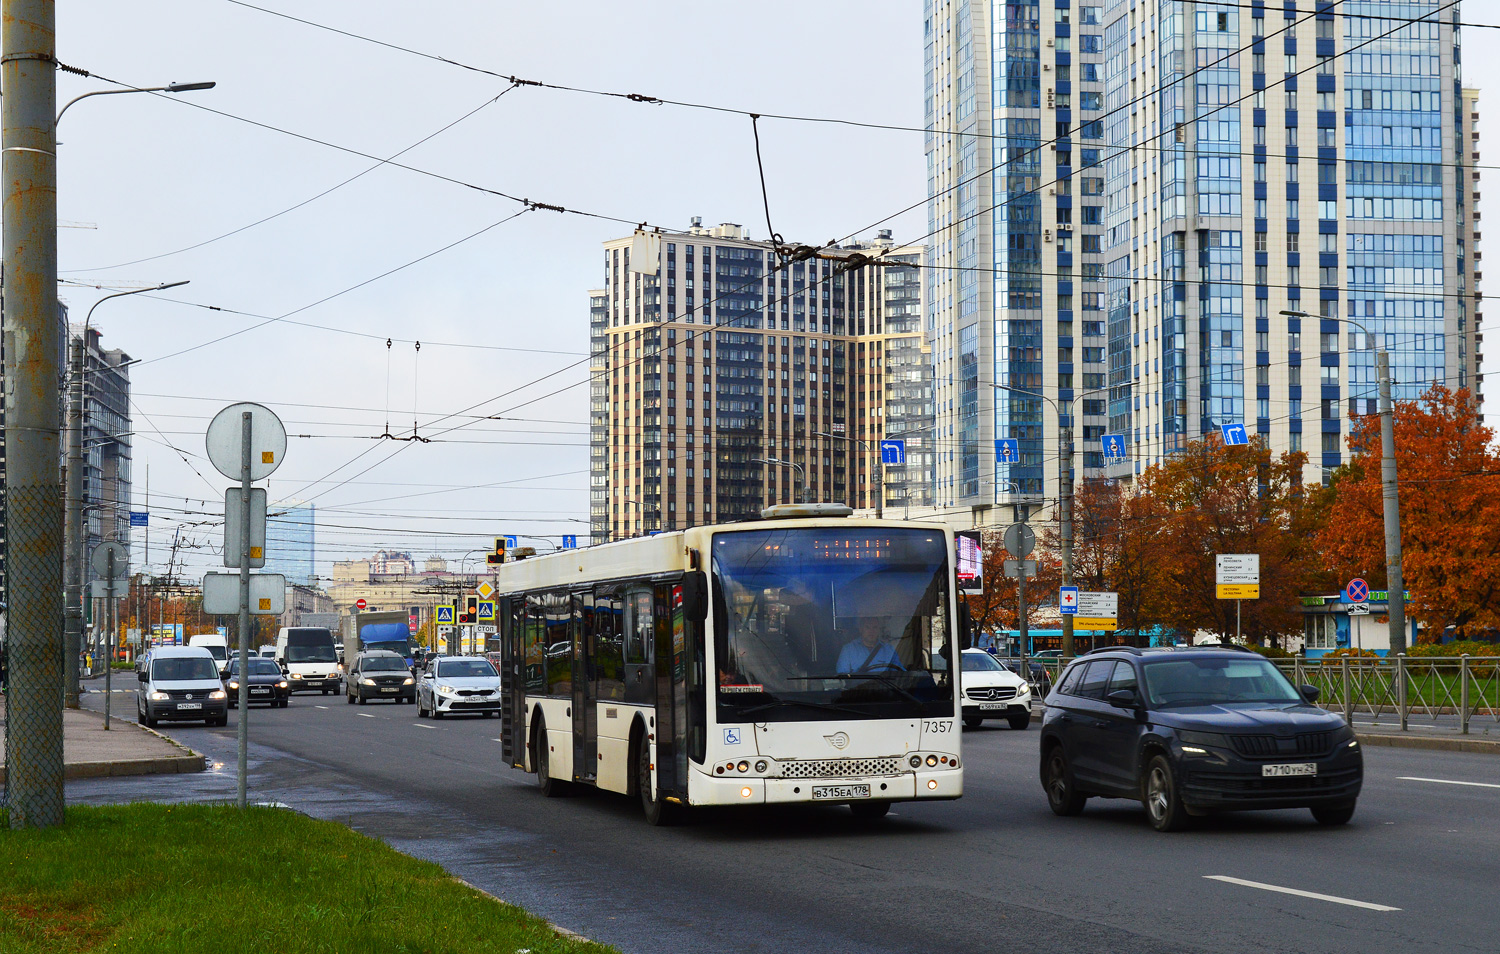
[637,734,678,826]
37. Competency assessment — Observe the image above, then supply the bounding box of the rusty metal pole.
[2,0,63,828]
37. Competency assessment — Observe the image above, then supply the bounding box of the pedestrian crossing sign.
[436,605,455,624]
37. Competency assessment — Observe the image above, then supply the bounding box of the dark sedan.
[223,657,290,708]
[1040,646,1362,831]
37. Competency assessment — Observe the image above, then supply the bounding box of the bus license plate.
[812,784,870,800]
[178,702,201,710]
[1262,762,1316,777]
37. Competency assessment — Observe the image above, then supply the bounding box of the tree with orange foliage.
[961,527,1062,641]
[1122,435,1324,646]
[1059,479,1172,645]
[1318,385,1500,640]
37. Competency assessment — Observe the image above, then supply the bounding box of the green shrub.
[1247,644,1295,659]
[1324,647,1380,659]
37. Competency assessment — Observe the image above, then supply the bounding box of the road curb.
[1356,731,1500,755]
[452,875,592,943]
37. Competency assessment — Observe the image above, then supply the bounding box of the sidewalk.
[0,694,206,784]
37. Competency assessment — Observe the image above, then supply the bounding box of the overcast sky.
[54,1,1499,583]
[57,0,925,581]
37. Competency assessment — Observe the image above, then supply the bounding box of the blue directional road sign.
[995,438,1019,463]
[879,439,906,465]
[1059,585,1079,615]
[1220,422,1249,446]
[1101,434,1126,459]
[435,605,455,624]
[504,535,518,549]
[561,534,578,550]
[129,511,149,527]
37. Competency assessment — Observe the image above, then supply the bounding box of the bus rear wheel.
[533,714,571,798]
[637,734,677,826]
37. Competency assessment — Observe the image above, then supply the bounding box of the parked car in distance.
[346,650,416,705]
[1040,646,1363,831]
[257,645,278,659]
[223,656,290,708]
[416,656,501,719]
[960,650,1032,729]
[137,646,228,727]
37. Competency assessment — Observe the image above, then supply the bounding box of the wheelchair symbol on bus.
[723,727,742,745]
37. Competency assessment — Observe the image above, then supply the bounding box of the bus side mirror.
[681,571,709,622]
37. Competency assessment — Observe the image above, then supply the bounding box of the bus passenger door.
[500,599,527,769]
[572,593,597,783]
[623,589,654,707]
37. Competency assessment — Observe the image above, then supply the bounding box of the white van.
[137,645,228,726]
[274,626,342,694]
[188,634,230,672]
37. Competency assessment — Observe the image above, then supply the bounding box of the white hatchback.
[416,656,502,719]
[960,649,1032,729]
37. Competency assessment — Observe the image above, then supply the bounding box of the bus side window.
[545,592,573,697]
[523,595,546,695]
[592,590,624,701]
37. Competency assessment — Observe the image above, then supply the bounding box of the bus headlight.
[925,755,939,767]
[909,755,922,768]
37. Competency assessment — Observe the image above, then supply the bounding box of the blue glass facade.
[266,501,315,587]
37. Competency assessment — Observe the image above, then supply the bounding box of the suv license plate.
[178,702,202,710]
[979,702,1005,710]
[812,784,870,800]
[1262,762,1317,777]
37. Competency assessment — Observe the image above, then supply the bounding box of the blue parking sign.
[1219,422,1249,446]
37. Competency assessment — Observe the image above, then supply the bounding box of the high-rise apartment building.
[79,328,133,603]
[926,0,1479,503]
[1101,0,1475,479]
[588,220,934,544]
[925,0,1113,516]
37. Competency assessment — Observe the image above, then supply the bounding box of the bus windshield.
[711,526,954,722]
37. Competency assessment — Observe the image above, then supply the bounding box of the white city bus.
[496,504,964,824]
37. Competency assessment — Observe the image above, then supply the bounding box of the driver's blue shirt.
[837,639,903,673]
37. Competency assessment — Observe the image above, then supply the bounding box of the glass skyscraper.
[267,500,316,587]
[926,0,1479,509]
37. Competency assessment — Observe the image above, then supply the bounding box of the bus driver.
[836,617,904,674]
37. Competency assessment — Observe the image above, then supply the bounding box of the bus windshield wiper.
[735,698,868,719]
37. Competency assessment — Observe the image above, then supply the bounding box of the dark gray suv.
[1039,646,1362,831]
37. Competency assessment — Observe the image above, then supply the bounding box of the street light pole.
[55,80,215,125]
[1281,310,1405,653]
[991,383,1111,657]
[753,456,806,505]
[815,431,881,519]
[64,282,187,707]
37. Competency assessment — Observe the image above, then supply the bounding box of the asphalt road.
[75,686,1500,954]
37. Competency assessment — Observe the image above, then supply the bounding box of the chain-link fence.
[2,485,66,827]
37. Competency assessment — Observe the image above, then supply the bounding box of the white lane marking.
[1398,776,1500,790]
[1355,722,1443,732]
[357,713,376,719]
[1204,876,1401,912]
[413,723,436,730]
[314,705,329,710]
[491,738,504,743]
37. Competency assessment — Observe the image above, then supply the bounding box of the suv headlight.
[360,677,376,686]
[403,677,415,685]
[1178,730,1229,749]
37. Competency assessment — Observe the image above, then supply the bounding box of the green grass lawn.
[1302,666,1500,711]
[0,804,618,954]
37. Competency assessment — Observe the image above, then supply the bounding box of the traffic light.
[487,535,507,565]
[459,595,478,625]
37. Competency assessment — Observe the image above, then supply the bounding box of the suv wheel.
[1144,754,1190,831]
[1044,745,1086,816]
[1311,802,1356,826]
[963,715,983,729]
[1008,710,1032,730]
